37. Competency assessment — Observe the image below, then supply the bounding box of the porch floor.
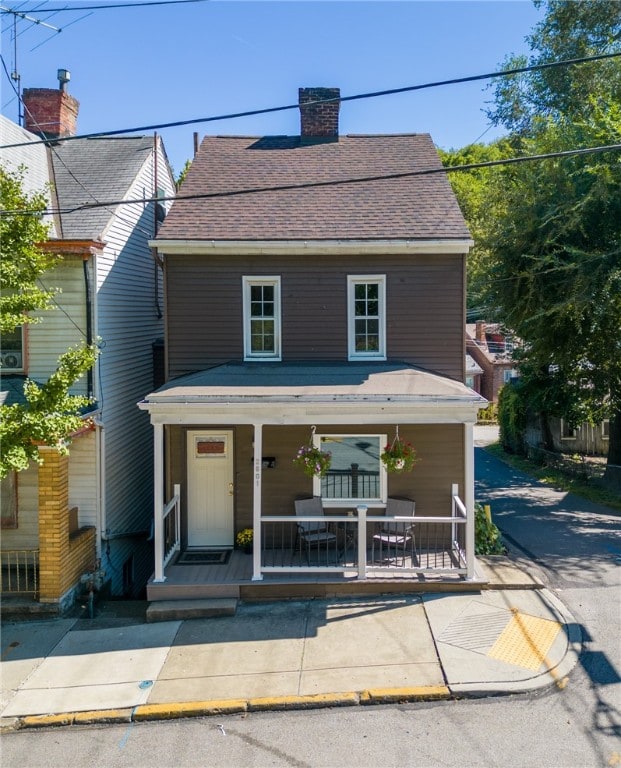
[147,547,482,602]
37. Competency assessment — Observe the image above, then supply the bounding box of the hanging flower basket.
[293,442,332,478]
[381,435,419,473]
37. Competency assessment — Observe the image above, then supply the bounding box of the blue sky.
[1,1,543,176]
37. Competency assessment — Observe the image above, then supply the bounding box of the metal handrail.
[0,549,39,597]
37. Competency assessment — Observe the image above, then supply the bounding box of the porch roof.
[141,361,486,413]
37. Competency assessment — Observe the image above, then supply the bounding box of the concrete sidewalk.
[0,564,581,731]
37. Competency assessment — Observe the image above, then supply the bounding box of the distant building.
[466,321,518,404]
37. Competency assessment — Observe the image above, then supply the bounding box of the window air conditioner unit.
[1,352,22,369]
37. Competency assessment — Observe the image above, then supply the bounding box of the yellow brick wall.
[38,447,97,603]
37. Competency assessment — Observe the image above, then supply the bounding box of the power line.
[2,0,207,11]
[3,141,620,217]
[1,50,620,151]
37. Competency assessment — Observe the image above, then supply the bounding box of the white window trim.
[312,432,388,505]
[242,276,281,361]
[560,419,577,440]
[347,275,386,361]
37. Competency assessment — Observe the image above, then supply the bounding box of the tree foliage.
[439,140,515,312]
[0,165,58,331]
[482,0,621,469]
[486,0,621,136]
[0,164,99,478]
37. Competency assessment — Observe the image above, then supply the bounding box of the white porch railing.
[257,491,473,580]
[154,483,180,583]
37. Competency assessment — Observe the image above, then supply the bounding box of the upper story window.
[243,277,281,360]
[1,327,24,371]
[348,276,386,360]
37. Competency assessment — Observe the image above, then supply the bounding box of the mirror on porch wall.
[315,434,386,504]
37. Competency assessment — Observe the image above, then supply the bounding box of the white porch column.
[464,421,475,580]
[252,423,263,581]
[153,422,166,583]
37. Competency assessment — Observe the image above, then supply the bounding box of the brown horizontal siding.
[165,253,464,379]
[167,423,465,540]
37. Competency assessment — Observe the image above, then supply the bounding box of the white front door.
[186,430,234,548]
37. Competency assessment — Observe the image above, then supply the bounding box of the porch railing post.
[464,422,475,580]
[252,423,263,581]
[356,504,367,579]
[153,422,165,583]
[173,482,181,554]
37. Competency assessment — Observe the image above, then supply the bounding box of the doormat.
[176,550,231,566]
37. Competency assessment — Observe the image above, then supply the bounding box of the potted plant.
[381,435,419,473]
[236,528,253,554]
[293,443,332,478]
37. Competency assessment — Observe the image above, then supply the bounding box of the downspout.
[82,256,93,398]
[153,132,163,319]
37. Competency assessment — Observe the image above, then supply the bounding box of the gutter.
[149,238,474,257]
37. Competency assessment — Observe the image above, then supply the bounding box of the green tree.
[484,107,621,469]
[477,1,621,480]
[0,165,58,330]
[0,164,99,478]
[439,139,515,313]
[486,0,621,136]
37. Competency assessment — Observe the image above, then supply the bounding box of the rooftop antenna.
[0,5,62,125]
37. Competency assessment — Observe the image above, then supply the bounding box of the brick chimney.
[23,69,79,141]
[299,87,340,141]
[475,320,487,345]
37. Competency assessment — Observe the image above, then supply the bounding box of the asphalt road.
[2,435,619,768]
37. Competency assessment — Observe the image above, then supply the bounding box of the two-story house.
[140,87,486,603]
[0,73,175,613]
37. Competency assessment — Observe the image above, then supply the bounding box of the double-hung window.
[348,276,386,360]
[243,277,281,361]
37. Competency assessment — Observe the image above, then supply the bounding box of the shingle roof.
[51,135,154,239]
[157,134,470,242]
[145,361,483,403]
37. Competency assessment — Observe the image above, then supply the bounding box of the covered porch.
[139,362,486,599]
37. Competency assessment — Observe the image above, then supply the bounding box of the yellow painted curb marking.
[362,686,450,703]
[133,700,247,720]
[488,610,561,671]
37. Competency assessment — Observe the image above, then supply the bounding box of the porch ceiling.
[139,361,486,425]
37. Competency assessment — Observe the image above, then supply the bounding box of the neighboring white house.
[0,73,175,608]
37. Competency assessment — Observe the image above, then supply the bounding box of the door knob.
[228,482,234,496]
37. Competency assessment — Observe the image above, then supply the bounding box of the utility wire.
[1,50,620,151]
[3,0,208,11]
[1,51,161,238]
[3,141,620,217]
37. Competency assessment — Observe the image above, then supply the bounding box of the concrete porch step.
[146,598,238,622]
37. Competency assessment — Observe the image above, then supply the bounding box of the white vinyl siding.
[347,275,386,360]
[93,146,173,592]
[243,276,281,360]
[68,431,98,529]
[28,259,88,395]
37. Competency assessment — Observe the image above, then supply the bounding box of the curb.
[0,686,450,731]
